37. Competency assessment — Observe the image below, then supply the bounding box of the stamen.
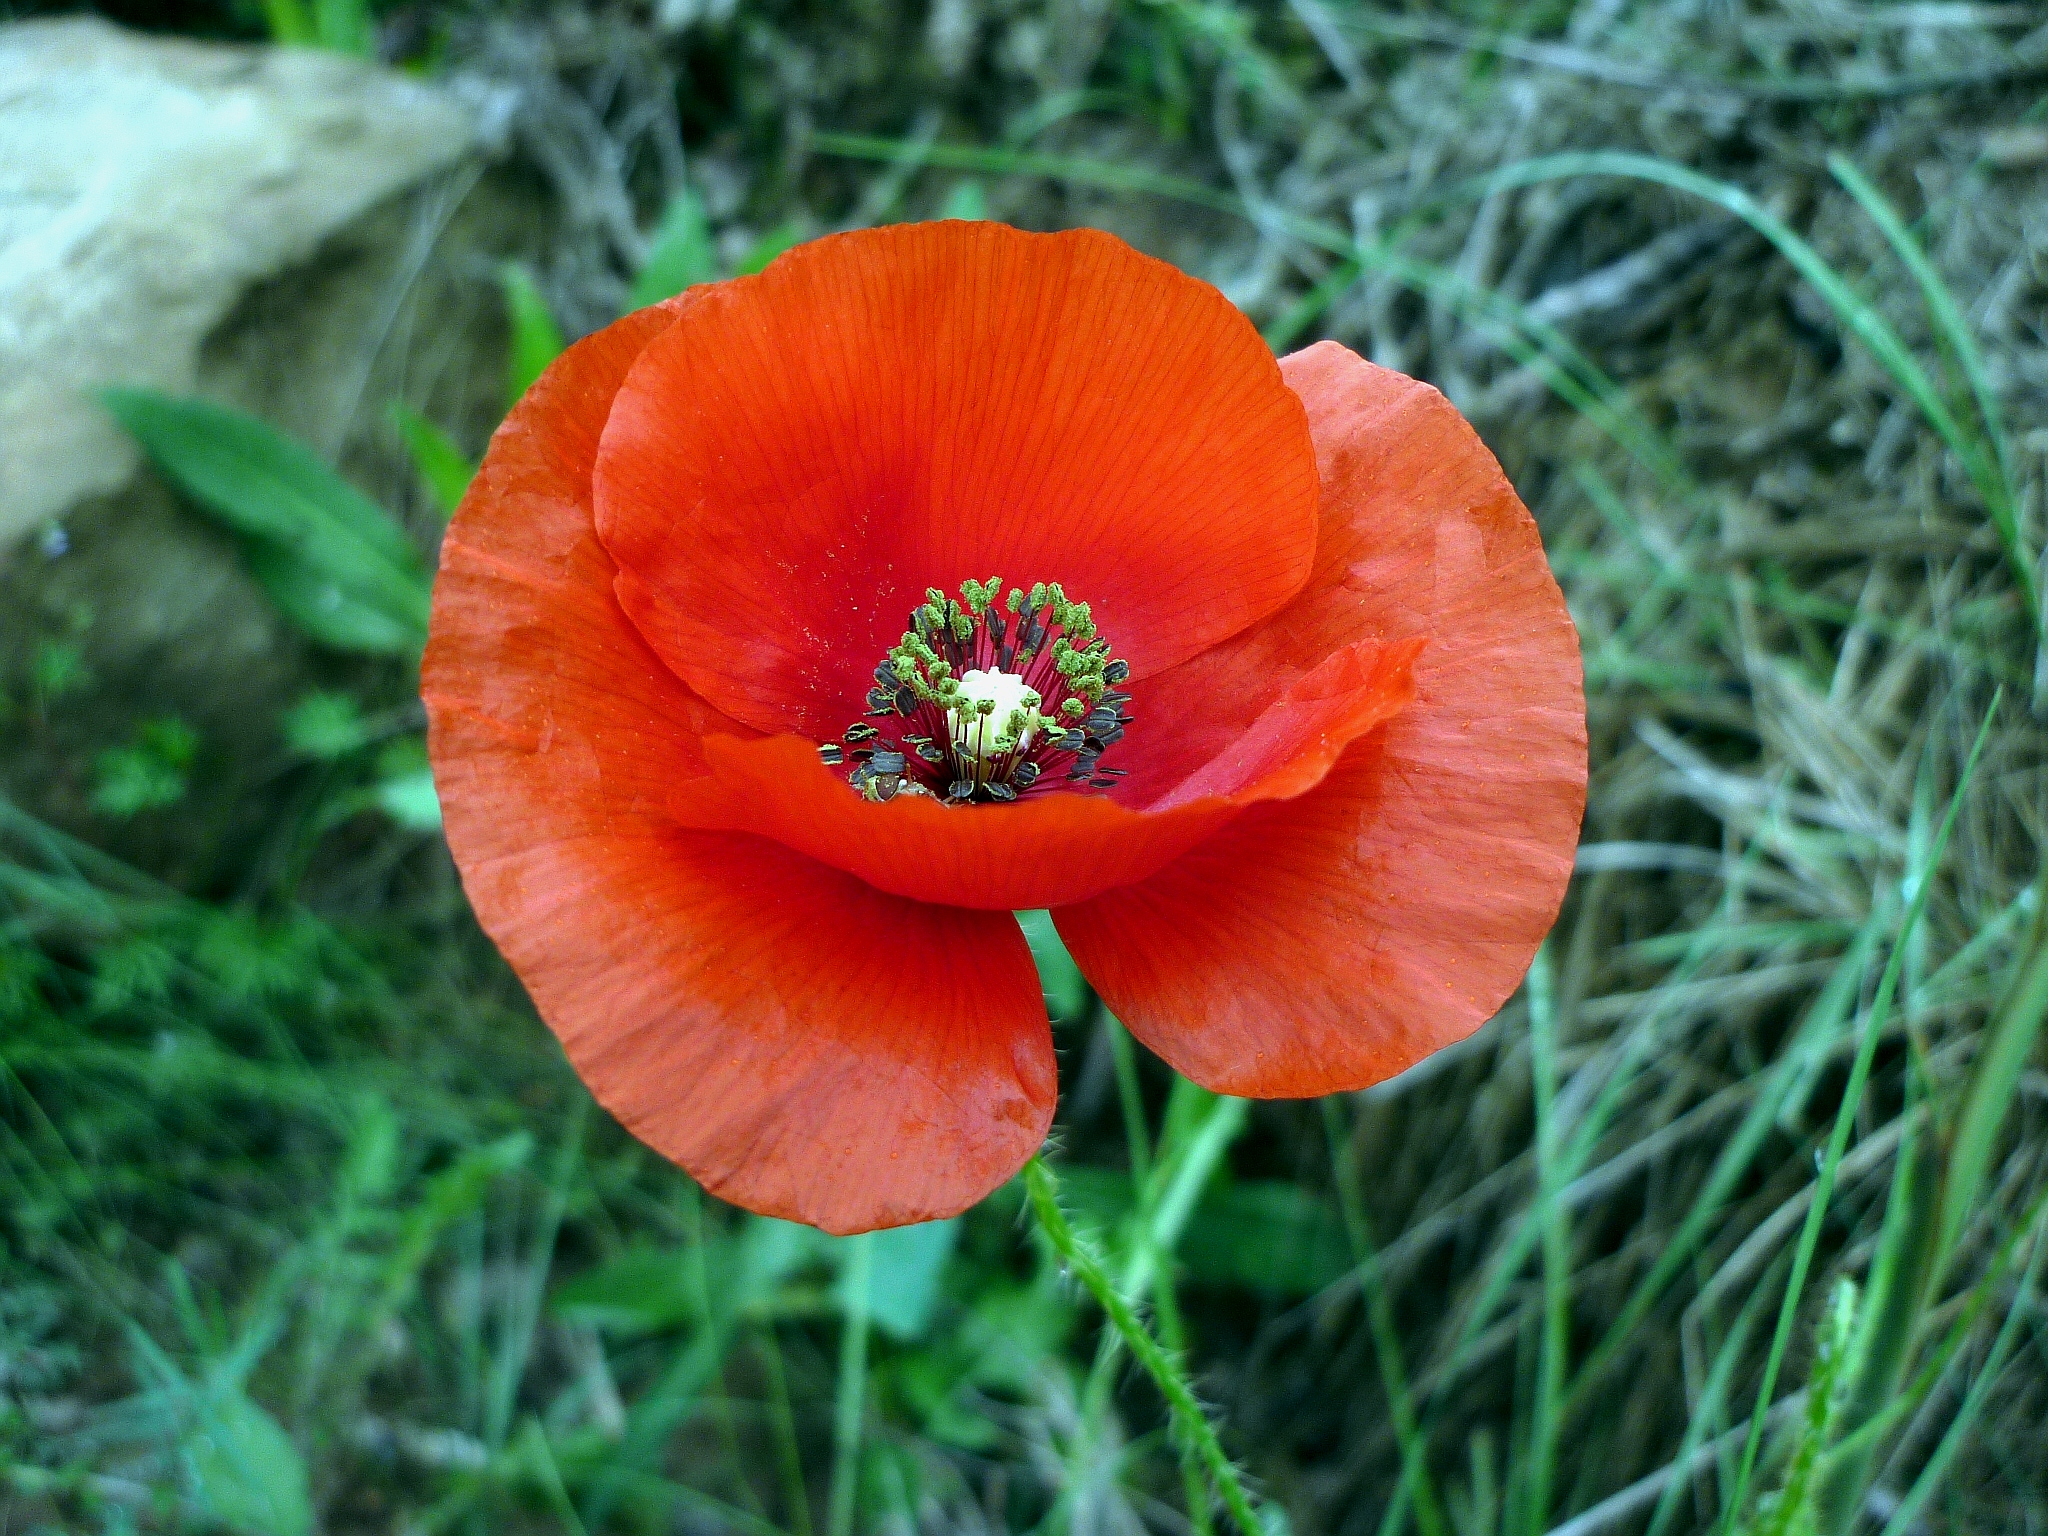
[816,578,1135,805]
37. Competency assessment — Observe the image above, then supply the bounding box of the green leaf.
[375,768,442,833]
[1018,910,1087,1020]
[831,1218,959,1342]
[103,389,430,655]
[311,0,372,54]
[30,640,89,702]
[1058,1167,1350,1294]
[262,0,314,44]
[283,691,371,759]
[938,179,990,221]
[737,222,803,276]
[500,263,567,403]
[554,1240,720,1335]
[183,1384,315,1536]
[389,402,474,518]
[632,189,720,307]
[371,738,442,832]
[94,719,199,818]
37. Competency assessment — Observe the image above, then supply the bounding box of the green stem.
[1153,1278,1216,1536]
[827,1234,872,1536]
[756,1326,814,1536]
[1024,1155,1264,1536]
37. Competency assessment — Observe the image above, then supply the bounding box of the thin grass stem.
[827,1232,872,1536]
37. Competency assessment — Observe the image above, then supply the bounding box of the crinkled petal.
[424,307,1053,1232]
[591,221,1320,738]
[1055,342,1587,1095]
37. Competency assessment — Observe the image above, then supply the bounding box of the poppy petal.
[591,221,1320,739]
[1053,342,1587,1096]
[669,635,1418,912]
[425,308,1053,1232]
[464,824,1054,1233]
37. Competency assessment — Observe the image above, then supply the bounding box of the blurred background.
[2,0,2045,1532]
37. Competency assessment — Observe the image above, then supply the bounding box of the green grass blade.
[1825,153,2014,517]
[1940,900,2048,1267]
[1525,947,1570,1536]
[1719,692,2001,1536]
[826,1232,872,1536]
[1565,914,1885,1416]
[1875,1220,2046,1536]
[1323,1098,1450,1536]
[1460,152,2034,629]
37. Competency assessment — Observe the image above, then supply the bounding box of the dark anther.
[1013,761,1040,787]
[845,723,879,743]
[869,749,907,775]
[916,742,945,764]
[817,743,845,766]
[1103,659,1130,684]
[986,782,1018,802]
[866,687,895,714]
[894,686,918,715]
[947,780,977,801]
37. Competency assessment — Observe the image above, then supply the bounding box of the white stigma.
[948,669,1040,761]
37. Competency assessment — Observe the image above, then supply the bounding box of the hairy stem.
[1023,1155,1263,1536]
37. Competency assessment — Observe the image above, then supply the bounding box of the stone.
[0,16,497,547]
[0,18,533,869]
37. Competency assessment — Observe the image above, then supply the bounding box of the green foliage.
[262,0,373,54]
[29,639,89,706]
[499,262,568,405]
[737,221,804,276]
[282,690,371,759]
[371,737,441,832]
[632,189,720,307]
[939,179,990,220]
[93,718,199,818]
[102,389,431,655]
[389,401,475,518]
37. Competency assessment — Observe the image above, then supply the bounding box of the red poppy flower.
[424,221,1586,1235]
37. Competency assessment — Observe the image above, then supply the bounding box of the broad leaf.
[389,402,474,518]
[104,389,430,655]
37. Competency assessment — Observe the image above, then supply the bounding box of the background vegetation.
[2,0,2046,1533]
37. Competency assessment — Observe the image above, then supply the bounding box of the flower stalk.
[1022,1154,1264,1536]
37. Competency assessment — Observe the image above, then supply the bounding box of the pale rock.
[0,16,487,548]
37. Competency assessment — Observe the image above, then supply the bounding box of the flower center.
[949,669,1041,761]
[817,579,1134,804]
